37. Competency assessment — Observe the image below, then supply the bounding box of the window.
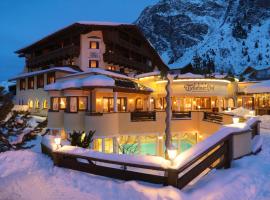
[103,97,126,112]
[37,74,44,88]
[78,97,87,111]
[51,97,59,111]
[28,100,33,109]
[59,97,67,110]
[43,100,48,109]
[93,138,102,152]
[89,41,99,49]
[28,77,34,89]
[89,60,99,68]
[20,79,26,90]
[104,138,113,153]
[107,66,116,71]
[47,72,55,84]
[69,97,78,113]
[35,100,39,109]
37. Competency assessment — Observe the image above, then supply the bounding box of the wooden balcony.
[27,44,80,68]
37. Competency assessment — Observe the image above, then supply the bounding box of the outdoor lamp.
[249,110,255,116]
[167,147,178,164]
[54,137,61,149]
[233,116,240,124]
[228,107,231,111]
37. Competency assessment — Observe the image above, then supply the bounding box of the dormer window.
[89,41,99,49]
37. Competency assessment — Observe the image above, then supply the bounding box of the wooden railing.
[42,119,260,190]
[203,112,223,124]
[130,111,156,122]
[172,111,191,120]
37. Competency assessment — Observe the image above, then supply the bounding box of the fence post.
[165,169,178,187]
[224,136,233,169]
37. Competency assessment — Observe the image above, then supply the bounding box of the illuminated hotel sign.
[184,82,215,92]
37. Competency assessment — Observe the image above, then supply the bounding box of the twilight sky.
[0,0,158,82]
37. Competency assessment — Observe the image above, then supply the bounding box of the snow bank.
[258,115,270,129]
[252,135,262,154]
[9,128,33,145]
[41,135,58,151]
[57,145,171,169]
[224,107,252,118]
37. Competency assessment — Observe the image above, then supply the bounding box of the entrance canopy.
[245,80,270,94]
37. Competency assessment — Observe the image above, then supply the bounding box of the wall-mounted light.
[96,98,101,103]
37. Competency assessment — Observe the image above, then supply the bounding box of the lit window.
[93,138,102,152]
[20,79,26,90]
[78,97,87,111]
[51,97,59,111]
[107,66,116,71]
[43,100,48,109]
[28,100,33,109]
[28,77,34,89]
[104,138,113,153]
[69,97,78,113]
[89,41,99,49]
[60,97,67,110]
[35,100,39,109]
[89,60,99,68]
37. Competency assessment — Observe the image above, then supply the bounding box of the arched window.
[43,100,48,109]
[35,100,40,109]
[28,100,33,109]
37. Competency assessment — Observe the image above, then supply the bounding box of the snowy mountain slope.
[136,0,270,74]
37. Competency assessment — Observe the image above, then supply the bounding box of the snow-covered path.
[0,131,270,200]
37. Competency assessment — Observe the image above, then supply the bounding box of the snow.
[135,71,161,79]
[12,105,29,112]
[77,21,131,26]
[224,107,252,118]
[252,135,262,154]
[62,68,133,80]
[45,74,115,91]
[9,128,33,145]
[1,128,270,199]
[57,145,171,169]
[176,73,204,79]
[258,115,270,129]
[245,80,270,94]
[8,67,79,81]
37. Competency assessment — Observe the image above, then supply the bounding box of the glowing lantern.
[167,147,178,162]
[233,116,240,124]
[54,137,61,149]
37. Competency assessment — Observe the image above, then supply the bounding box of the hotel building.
[9,22,263,156]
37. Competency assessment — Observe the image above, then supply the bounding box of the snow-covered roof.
[245,80,270,94]
[176,73,204,79]
[61,68,134,80]
[45,74,115,91]
[135,71,161,79]
[77,21,131,26]
[9,67,79,81]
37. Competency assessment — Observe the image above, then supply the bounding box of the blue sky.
[0,0,158,82]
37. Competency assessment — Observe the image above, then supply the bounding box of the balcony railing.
[172,111,191,120]
[27,44,80,67]
[130,111,156,122]
[203,112,223,124]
